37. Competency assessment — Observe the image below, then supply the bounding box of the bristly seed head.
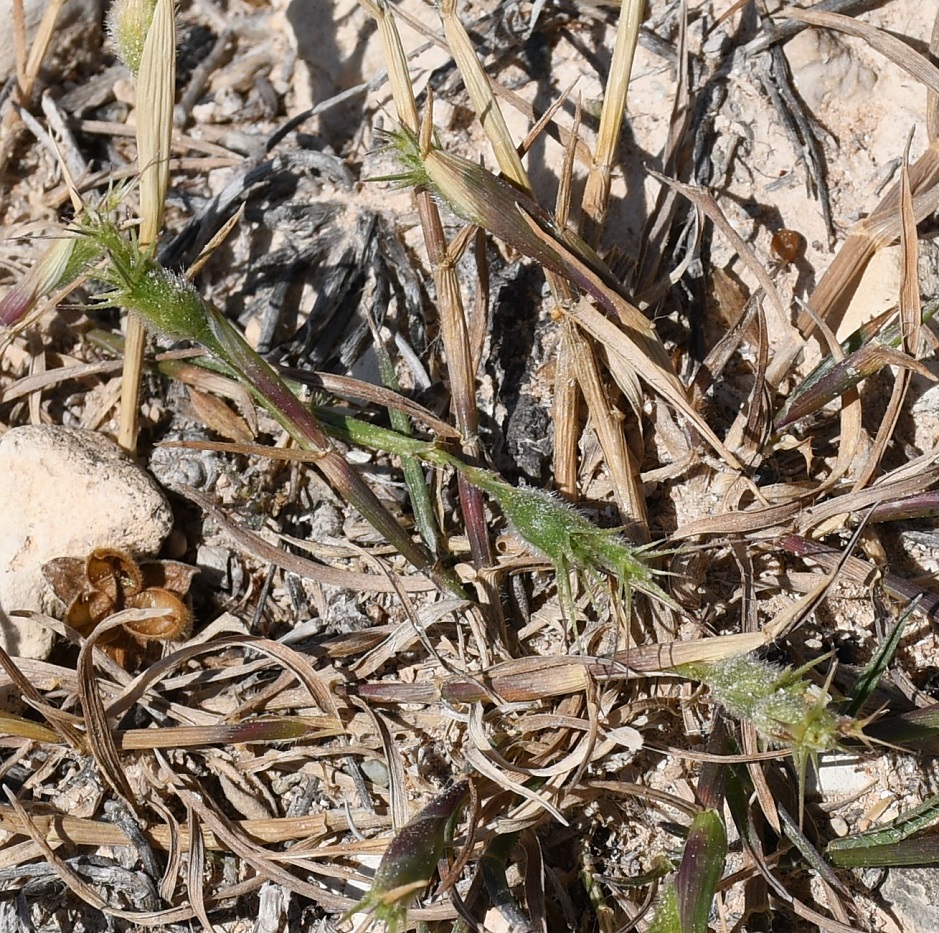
[677,653,864,808]
[374,124,583,281]
[76,211,220,351]
[458,464,678,622]
[677,654,852,749]
[107,0,159,75]
[372,126,434,190]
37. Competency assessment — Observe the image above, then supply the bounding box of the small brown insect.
[770,229,805,265]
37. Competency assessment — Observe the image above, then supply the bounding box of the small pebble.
[830,816,849,837]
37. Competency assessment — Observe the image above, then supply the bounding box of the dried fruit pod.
[125,588,192,641]
[139,558,198,596]
[42,556,90,605]
[86,547,143,602]
[66,590,117,637]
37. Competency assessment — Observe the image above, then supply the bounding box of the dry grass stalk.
[580,0,643,247]
[560,112,647,526]
[851,148,921,490]
[634,4,692,297]
[19,0,66,100]
[439,0,527,188]
[439,0,650,528]
[552,324,582,495]
[136,0,176,245]
[563,296,740,468]
[0,804,391,851]
[550,110,587,497]
[78,610,168,803]
[930,9,939,138]
[567,326,649,530]
[118,0,176,452]
[186,806,213,932]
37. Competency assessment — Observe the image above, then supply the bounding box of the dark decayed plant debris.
[3,0,939,931]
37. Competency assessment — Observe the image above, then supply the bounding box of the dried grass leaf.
[22,0,66,92]
[672,495,803,539]
[173,785,356,911]
[788,9,939,97]
[930,9,939,139]
[0,800,393,849]
[553,323,585,496]
[351,699,409,831]
[852,146,921,490]
[186,385,255,442]
[78,610,159,804]
[771,141,939,385]
[358,0,419,132]
[741,718,782,835]
[799,458,939,532]
[186,806,215,932]
[0,359,122,404]
[568,328,648,530]
[2,788,200,925]
[177,485,436,593]
[565,296,740,468]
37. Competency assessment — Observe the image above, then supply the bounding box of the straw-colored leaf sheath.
[116,0,177,452]
[135,0,175,246]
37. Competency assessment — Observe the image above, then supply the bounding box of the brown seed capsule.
[126,588,192,640]
[86,547,142,602]
[44,545,196,669]
[42,556,89,605]
[66,590,115,636]
[771,229,804,264]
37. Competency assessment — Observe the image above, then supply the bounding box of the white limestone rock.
[0,426,173,659]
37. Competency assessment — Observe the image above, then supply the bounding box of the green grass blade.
[845,604,911,717]
[675,809,727,933]
[828,792,939,867]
